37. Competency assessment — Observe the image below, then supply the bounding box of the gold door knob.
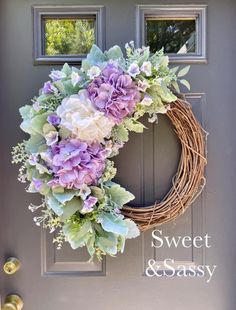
[3,257,21,275]
[2,294,24,310]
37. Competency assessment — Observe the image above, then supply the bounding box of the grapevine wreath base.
[122,98,207,231]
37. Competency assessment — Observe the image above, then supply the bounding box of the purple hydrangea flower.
[28,154,38,165]
[42,81,55,94]
[81,196,98,213]
[47,114,61,126]
[32,178,43,191]
[127,63,140,77]
[45,139,108,190]
[87,64,140,124]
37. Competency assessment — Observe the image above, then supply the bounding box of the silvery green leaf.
[113,124,129,142]
[81,59,91,72]
[61,63,72,76]
[118,235,126,253]
[155,85,177,103]
[19,105,33,120]
[98,213,128,236]
[59,126,71,139]
[53,190,76,204]
[124,219,140,239]
[106,45,124,60]
[35,163,50,174]
[43,123,56,135]
[87,45,106,65]
[63,221,92,249]
[171,66,179,74]
[47,195,63,216]
[51,186,64,194]
[179,79,191,91]
[30,112,51,135]
[71,66,79,73]
[39,183,50,196]
[105,183,135,206]
[159,55,169,67]
[86,233,96,257]
[96,233,118,255]
[54,80,66,95]
[124,119,146,133]
[178,65,190,77]
[63,80,78,96]
[60,198,83,221]
[156,105,168,114]
[26,134,45,153]
[172,81,180,93]
[91,186,104,200]
[20,120,34,134]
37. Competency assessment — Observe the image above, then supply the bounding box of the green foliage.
[104,182,135,207]
[53,190,76,204]
[105,45,124,60]
[112,124,129,143]
[25,134,45,153]
[60,198,83,221]
[45,19,95,56]
[124,118,146,133]
[177,65,190,77]
[63,221,92,249]
[98,213,128,236]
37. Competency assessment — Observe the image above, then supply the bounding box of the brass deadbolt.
[3,257,21,275]
[2,294,24,310]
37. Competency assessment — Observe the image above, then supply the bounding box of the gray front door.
[0,0,235,309]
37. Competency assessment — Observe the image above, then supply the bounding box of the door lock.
[2,294,24,310]
[3,257,21,275]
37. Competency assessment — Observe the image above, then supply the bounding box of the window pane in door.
[44,17,96,56]
[146,18,196,54]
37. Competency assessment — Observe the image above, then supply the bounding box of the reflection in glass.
[146,18,196,54]
[44,18,96,56]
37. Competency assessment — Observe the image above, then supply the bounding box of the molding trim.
[41,229,106,277]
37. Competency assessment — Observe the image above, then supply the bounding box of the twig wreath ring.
[12,42,206,259]
[122,98,207,231]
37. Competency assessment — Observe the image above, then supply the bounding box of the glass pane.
[44,18,96,56]
[146,18,196,54]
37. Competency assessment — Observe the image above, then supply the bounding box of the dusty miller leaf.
[179,79,191,91]
[178,65,190,77]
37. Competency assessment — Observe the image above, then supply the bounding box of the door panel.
[0,0,236,309]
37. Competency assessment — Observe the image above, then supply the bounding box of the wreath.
[12,42,206,259]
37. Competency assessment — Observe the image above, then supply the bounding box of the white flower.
[49,70,66,81]
[148,114,158,123]
[45,131,58,146]
[137,79,150,92]
[140,94,153,106]
[57,90,114,143]
[127,63,140,77]
[32,102,41,112]
[78,184,91,200]
[71,71,82,87]
[87,66,101,79]
[140,61,152,76]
